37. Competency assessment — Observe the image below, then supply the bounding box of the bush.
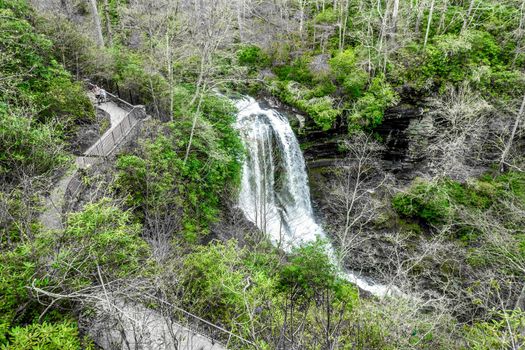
[270,81,341,130]
[0,107,67,184]
[117,92,243,239]
[52,199,150,286]
[392,179,456,225]
[273,58,314,85]
[237,45,270,68]
[3,320,83,350]
[465,309,525,350]
[349,74,398,130]
[0,245,36,341]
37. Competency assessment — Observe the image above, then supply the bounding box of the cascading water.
[235,96,396,297]
[236,97,323,249]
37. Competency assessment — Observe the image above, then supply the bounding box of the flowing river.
[235,96,395,297]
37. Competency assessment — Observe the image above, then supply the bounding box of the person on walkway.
[94,85,101,104]
[100,88,107,105]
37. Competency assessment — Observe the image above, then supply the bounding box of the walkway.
[90,299,228,350]
[38,88,249,350]
[39,95,132,230]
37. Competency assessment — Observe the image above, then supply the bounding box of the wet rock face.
[297,100,431,181]
[375,102,431,180]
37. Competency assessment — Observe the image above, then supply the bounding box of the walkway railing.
[64,84,147,204]
[143,293,258,349]
[63,84,258,349]
[87,82,134,110]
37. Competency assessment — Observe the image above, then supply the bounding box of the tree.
[324,134,390,264]
[87,0,104,47]
[500,93,525,172]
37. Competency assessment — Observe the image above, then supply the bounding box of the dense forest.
[1,0,524,348]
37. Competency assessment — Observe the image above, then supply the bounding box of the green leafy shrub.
[237,45,270,68]
[117,92,243,239]
[0,245,36,341]
[273,58,314,85]
[270,81,341,130]
[392,172,525,230]
[392,179,456,225]
[180,240,281,341]
[465,309,525,350]
[3,320,83,350]
[0,6,94,131]
[349,74,398,130]
[314,8,338,23]
[53,199,150,286]
[0,107,67,183]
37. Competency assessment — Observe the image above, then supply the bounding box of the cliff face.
[299,98,431,189]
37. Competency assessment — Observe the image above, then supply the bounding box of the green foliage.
[314,8,338,24]
[0,107,67,183]
[329,49,368,98]
[393,172,525,234]
[237,45,270,68]
[2,320,83,350]
[179,240,281,342]
[465,309,525,350]
[393,179,481,226]
[52,199,150,286]
[117,92,243,239]
[0,245,35,340]
[0,5,94,131]
[270,80,341,130]
[279,240,337,298]
[349,74,399,130]
[273,58,314,85]
[400,30,523,98]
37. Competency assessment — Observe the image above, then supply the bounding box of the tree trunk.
[87,0,105,47]
[462,0,476,32]
[103,0,113,46]
[237,0,245,43]
[392,0,400,35]
[500,93,525,172]
[423,0,434,48]
[166,32,174,122]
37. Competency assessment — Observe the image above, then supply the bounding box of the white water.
[235,96,397,297]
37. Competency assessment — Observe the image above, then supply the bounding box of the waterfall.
[235,96,324,249]
[235,96,399,297]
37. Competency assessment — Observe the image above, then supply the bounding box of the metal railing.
[64,85,145,208]
[84,109,140,158]
[64,84,257,349]
[87,82,134,111]
[143,293,258,349]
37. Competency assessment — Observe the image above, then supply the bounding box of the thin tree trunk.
[237,0,245,42]
[513,0,525,66]
[166,33,174,122]
[423,0,434,48]
[392,0,400,35]
[462,0,476,32]
[103,0,113,46]
[500,93,525,172]
[438,0,448,34]
[415,0,422,34]
[183,51,207,165]
[87,0,105,47]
